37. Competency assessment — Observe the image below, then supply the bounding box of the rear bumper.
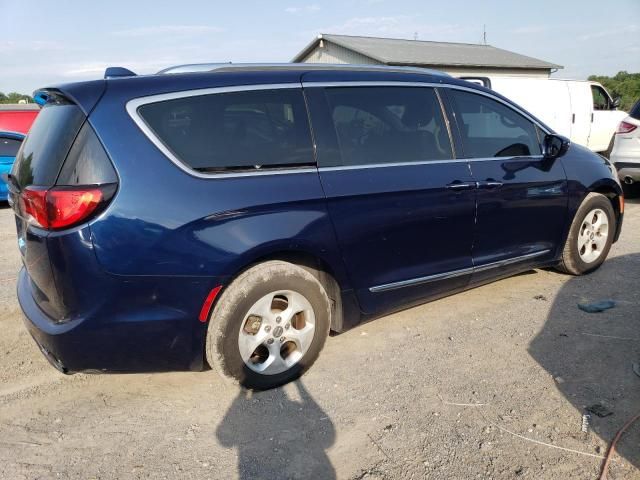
[17,267,212,373]
[614,162,640,182]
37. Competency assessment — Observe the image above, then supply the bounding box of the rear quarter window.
[137,88,315,173]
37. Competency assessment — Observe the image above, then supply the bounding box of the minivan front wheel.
[557,193,615,275]
[205,261,331,389]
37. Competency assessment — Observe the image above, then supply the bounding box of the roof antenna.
[482,24,487,45]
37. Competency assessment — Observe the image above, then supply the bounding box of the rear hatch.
[8,91,118,322]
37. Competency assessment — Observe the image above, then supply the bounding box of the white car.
[611,99,640,190]
[460,76,627,155]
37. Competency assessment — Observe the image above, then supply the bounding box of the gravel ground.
[0,199,638,480]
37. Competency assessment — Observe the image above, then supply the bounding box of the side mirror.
[612,97,620,109]
[543,134,570,159]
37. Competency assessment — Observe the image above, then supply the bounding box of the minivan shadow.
[528,253,640,468]
[216,380,336,479]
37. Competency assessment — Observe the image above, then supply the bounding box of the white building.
[292,34,562,78]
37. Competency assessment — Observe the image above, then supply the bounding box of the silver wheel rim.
[578,208,609,263]
[237,290,316,375]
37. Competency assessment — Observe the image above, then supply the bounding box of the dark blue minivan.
[8,64,624,389]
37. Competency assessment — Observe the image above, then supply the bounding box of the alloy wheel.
[237,290,316,375]
[577,208,609,263]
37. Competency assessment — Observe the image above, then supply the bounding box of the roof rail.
[104,67,137,79]
[157,63,233,74]
[157,62,449,77]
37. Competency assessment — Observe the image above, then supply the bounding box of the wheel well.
[241,251,346,333]
[592,186,621,218]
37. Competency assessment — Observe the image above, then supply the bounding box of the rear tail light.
[19,184,116,230]
[21,187,48,228]
[616,121,637,134]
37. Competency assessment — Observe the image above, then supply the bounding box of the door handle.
[477,180,503,189]
[446,181,476,191]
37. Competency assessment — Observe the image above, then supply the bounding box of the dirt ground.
[0,198,638,480]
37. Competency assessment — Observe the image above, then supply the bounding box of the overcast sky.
[1,0,639,94]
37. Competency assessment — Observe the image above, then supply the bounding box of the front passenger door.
[447,89,568,283]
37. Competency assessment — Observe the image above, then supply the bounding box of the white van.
[460,77,627,155]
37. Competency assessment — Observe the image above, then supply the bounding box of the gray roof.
[293,34,562,70]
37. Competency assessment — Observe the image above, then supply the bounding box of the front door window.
[591,86,612,111]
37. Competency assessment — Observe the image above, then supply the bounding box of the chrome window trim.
[369,249,551,293]
[126,83,317,179]
[318,155,544,172]
[319,159,467,172]
[127,80,550,178]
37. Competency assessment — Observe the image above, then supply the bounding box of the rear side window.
[12,102,85,187]
[319,87,452,167]
[0,137,22,157]
[449,90,541,158]
[137,89,314,173]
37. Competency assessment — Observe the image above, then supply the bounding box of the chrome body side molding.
[369,249,551,293]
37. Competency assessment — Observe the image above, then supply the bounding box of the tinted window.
[629,99,640,120]
[0,137,22,157]
[138,89,314,172]
[591,85,611,110]
[449,90,541,158]
[57,122,118,185]
[321,87,452,166]
[12,102,85,187]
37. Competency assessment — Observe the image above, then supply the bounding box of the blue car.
[0,131,25,201]
[9,64,624,389]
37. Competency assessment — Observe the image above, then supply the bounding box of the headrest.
[402,99,435,129]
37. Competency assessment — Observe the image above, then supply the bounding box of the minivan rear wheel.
[557,193,615,275]
[205,261,331,390]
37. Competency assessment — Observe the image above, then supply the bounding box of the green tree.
[588,71,640,111]
[0,91,34,104]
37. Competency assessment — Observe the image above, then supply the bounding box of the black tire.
[557,193,615,275]
[205,260,331,390]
